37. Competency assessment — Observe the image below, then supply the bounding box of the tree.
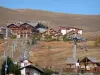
[1,57,20,75]
[1,57,13,75]
[13,64,20,75]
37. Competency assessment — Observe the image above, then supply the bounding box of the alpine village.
[0,7,100,75]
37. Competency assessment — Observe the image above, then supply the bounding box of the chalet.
[7,22,38,38]
[59,27,67,35]
[40,28,60,41]
[79,57,97,72]
[66,27,82,34]
[7,23,19,37]
[59,26,82,35]
[20,59,44,75]
[18,23,35,38]
[64,57,100,73]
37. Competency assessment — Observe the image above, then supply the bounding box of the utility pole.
[23,29,28,60]
[11,40,14,58]
[4,28,8,75]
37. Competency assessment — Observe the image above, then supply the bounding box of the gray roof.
[27,22,38,27]
[66,57,78,64]
[7,21,38,27]
[20,65,44,73]
[37,28,47,33]
[79,57,97,63]
[87,57,96,62]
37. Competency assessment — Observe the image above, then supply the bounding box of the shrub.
[42,68,54,75]
[45,35,52,42]
[63,35,72,42]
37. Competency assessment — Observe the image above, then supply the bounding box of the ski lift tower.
[69,33,87,60]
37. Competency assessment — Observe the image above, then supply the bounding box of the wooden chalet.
[40,28,61,41]
[7,22,38,38]
[18,23,34,38]
[59,26,82,35]
[7,23,19,35]
[79,57,98,72]
[64,57,100,73]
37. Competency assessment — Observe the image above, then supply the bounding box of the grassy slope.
[0,39,100,70]
[0,6,100,32]
[29,41,100,69]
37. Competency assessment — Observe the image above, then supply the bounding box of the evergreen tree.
[1,57,20,75]
[1,57,13,75]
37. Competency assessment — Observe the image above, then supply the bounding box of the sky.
[0,0,100,15]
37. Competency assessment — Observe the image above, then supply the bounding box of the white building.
[20,60,44,75]
[59,26,82,35]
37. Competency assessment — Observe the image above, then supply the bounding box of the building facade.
[20,59,44,75]
[59,26,82,35]
[7,23,38,38]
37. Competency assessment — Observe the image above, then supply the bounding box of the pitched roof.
[59,26,82,30]
[66,57,78,64]
[80,57,97,63]
[87,57,96,62]
[7,23,19,28]
[20,65,44,73]
[27,22,38,27]
[20,59,33,63]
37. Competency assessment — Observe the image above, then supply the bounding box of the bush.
[45,35,52,42]
[63,35,72,42]
[42,68,54,75]
[31,39,37,45]
[32,33,41,41]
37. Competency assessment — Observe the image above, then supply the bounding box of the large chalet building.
[7,22,46,38]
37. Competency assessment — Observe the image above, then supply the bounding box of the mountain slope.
[0,6,100,32]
